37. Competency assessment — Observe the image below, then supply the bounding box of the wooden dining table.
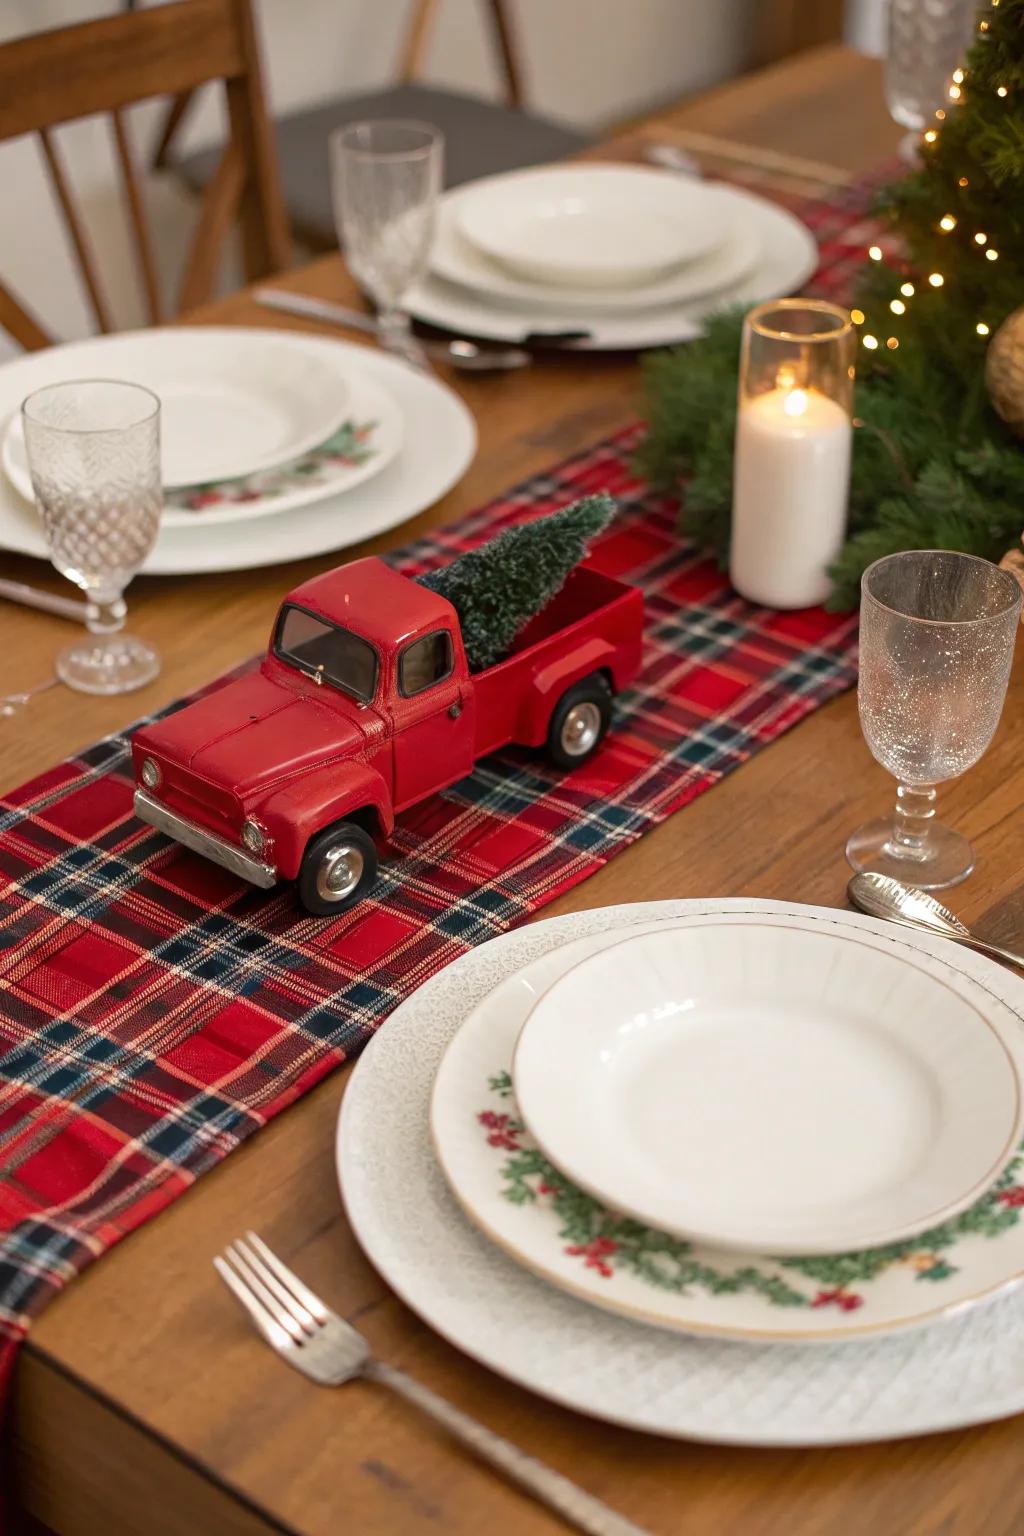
[7,42,1024,1536]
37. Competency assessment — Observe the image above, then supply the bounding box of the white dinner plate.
[0,330,476,574]
[10,328,349,486]
[338,900,1024,1446]
[455,165,725,288]
[431,917,1024,1343]
[513,921,1024,1255]
[430,182,758,313]
[2,370,403,530]
[408,184,817,350]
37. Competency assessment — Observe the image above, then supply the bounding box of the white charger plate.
[513,920,1024,1255]
[339,900,1024,1446]
[0,330,476,575]
[455,165,725,288]
[12,328,349,486]
[432,182,755,312]
[408,184,817,350]
[2,370,403,529]
[431,917,1024,1343]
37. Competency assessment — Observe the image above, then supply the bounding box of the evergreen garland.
[418,493,615,670]
[637,0,1024,610]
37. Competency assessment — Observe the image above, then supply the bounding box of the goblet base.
[56,634,160,696]
[845,816,974,891]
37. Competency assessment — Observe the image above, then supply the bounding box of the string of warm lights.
[854,0,1010,353]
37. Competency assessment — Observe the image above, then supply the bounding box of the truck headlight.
[241,818,266,854]
[140,757,161,790]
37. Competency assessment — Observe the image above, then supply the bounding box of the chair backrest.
[397,0,523,105]
[148,0,525,179]
[0,0,291,350]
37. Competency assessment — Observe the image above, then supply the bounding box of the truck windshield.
[274,604,379,703]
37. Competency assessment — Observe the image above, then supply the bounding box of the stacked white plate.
[407,163,819,350]
[0,325,477,574]
[339,899,1024,1445]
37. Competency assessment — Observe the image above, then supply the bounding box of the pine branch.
[637,0,1024,609]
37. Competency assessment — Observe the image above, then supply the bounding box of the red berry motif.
[477,1109,521,1150]
[565,1236,619,1278]
[811,1288,863,1312]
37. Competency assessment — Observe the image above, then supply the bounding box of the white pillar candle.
[730,385,852,609]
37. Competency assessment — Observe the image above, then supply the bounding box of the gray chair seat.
[176,83,592,249]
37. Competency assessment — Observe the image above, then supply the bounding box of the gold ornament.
[986,306,1024,434]
[999,541,1024,624]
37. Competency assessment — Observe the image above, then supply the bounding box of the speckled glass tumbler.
[886,0,978,133]
[847,550,1021,889]
[23,379,162,695]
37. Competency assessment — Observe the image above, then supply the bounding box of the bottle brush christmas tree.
[418,493,614,670]
[638,0,1024,608]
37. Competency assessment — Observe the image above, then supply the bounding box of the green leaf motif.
[480,1072,1024,1311]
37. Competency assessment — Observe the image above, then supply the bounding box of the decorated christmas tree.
[639,0,1024,608]
[418,493,614,670]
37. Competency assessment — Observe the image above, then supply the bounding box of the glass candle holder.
[730,299,855,610]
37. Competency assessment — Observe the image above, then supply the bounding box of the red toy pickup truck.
[132,556,642,914]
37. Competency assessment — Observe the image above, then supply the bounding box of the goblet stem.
[86,595,127,636]
[378,304,411,347]
[891,782,937,860]
[377,303,429,369]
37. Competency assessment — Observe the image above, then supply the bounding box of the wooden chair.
[164,0,593,253]
[0,0,290,352]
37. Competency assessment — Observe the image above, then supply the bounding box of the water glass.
[846,550,1021,889]
[886,0,977,133]
[330,119,443,367]
[22,379,162,695]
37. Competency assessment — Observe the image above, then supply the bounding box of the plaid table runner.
[0,165,877,1421]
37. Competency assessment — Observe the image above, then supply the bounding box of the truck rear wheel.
[546,674,612,770]
[298,820,378,916]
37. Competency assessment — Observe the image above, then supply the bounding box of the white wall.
[0,0,760,354]
[844,0,887,57]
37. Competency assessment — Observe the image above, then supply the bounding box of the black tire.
[298,819,378,916]
[545,673,613,770]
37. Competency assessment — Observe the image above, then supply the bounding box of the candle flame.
[783,388,809,417]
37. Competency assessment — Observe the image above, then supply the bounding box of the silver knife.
[0,577,88,622]
[253,287,591,351]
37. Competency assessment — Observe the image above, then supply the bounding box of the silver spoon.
[847,871,1024,971]
[253,289,532,372]
[642,142,703,178]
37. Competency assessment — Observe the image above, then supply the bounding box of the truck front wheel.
[546,674,612,770]
[298,820,379,916]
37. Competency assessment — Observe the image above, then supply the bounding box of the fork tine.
[226,1243,305,1343]
[214,1254,293,1352]
[245,1231,329,1323]
[235,1235,317,1333]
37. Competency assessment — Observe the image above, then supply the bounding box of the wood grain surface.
[10,46,1019,1536]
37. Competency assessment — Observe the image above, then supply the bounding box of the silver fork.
[215,1233,651,1536]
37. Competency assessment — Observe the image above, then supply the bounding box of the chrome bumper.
[134,788,278,889]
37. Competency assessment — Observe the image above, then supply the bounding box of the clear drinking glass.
[22,379,162,695]
[886,0,977,133]
[847,550,1021,889]
[330,119,443,368]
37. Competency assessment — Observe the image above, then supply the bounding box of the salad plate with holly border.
[429,916,1024,1343]
[2,369,403,529]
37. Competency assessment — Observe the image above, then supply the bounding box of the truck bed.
[472,564,643,759]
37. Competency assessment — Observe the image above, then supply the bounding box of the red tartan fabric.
[0,166,879,1421]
